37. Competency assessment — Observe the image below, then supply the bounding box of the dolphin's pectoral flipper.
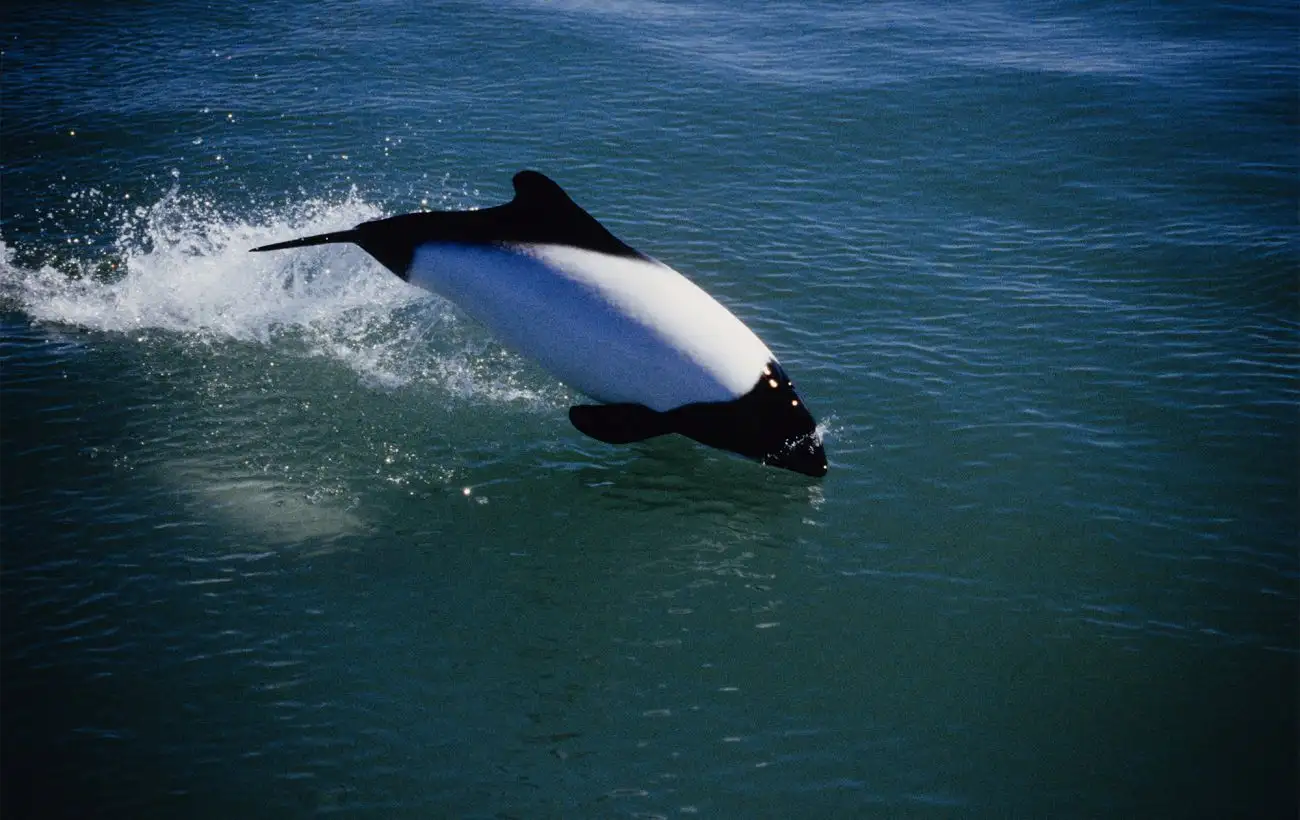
[568,404,674,444]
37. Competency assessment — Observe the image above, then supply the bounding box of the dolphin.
[251,171,827,477]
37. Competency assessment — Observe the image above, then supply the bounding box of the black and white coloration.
[251,171,827,477]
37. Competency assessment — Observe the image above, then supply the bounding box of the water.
[2,1,1296,816]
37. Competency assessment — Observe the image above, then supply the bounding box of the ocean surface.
[2,1,1296,817]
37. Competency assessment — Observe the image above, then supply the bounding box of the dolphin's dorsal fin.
[358,170,644,267]
[510,170,572,207]
[496,170,642,258]
[250,171,646,276]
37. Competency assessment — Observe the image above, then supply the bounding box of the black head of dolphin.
[670,361,827,477]
[568,359,827,477]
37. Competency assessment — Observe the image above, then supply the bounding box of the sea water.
[2,1,1296,816]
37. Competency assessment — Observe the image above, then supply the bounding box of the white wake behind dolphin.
[251,171,827,477]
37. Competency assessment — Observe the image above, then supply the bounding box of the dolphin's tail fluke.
[249,230,361,253]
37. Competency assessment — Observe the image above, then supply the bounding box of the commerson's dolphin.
[251,171,827,477]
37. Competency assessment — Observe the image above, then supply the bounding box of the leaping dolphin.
[251,171,827,477]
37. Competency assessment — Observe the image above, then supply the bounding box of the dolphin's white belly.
[407,243,772,411]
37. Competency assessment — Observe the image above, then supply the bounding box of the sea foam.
[0,184,561,407]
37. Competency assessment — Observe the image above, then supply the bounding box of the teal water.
[2,1,1297,817]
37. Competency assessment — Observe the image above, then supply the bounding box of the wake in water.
[0,183,564,406]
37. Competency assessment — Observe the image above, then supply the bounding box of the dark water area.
[2,1,1297,817]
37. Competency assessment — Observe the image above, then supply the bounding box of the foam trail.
[4,186,405,338]
[0,186,564,405]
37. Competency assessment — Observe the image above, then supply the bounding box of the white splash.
[0,185,564,406]
[5,186,404,338]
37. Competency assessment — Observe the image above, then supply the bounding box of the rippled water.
[2,1,1296,817]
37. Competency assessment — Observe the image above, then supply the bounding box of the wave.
[518,0,1275,89]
